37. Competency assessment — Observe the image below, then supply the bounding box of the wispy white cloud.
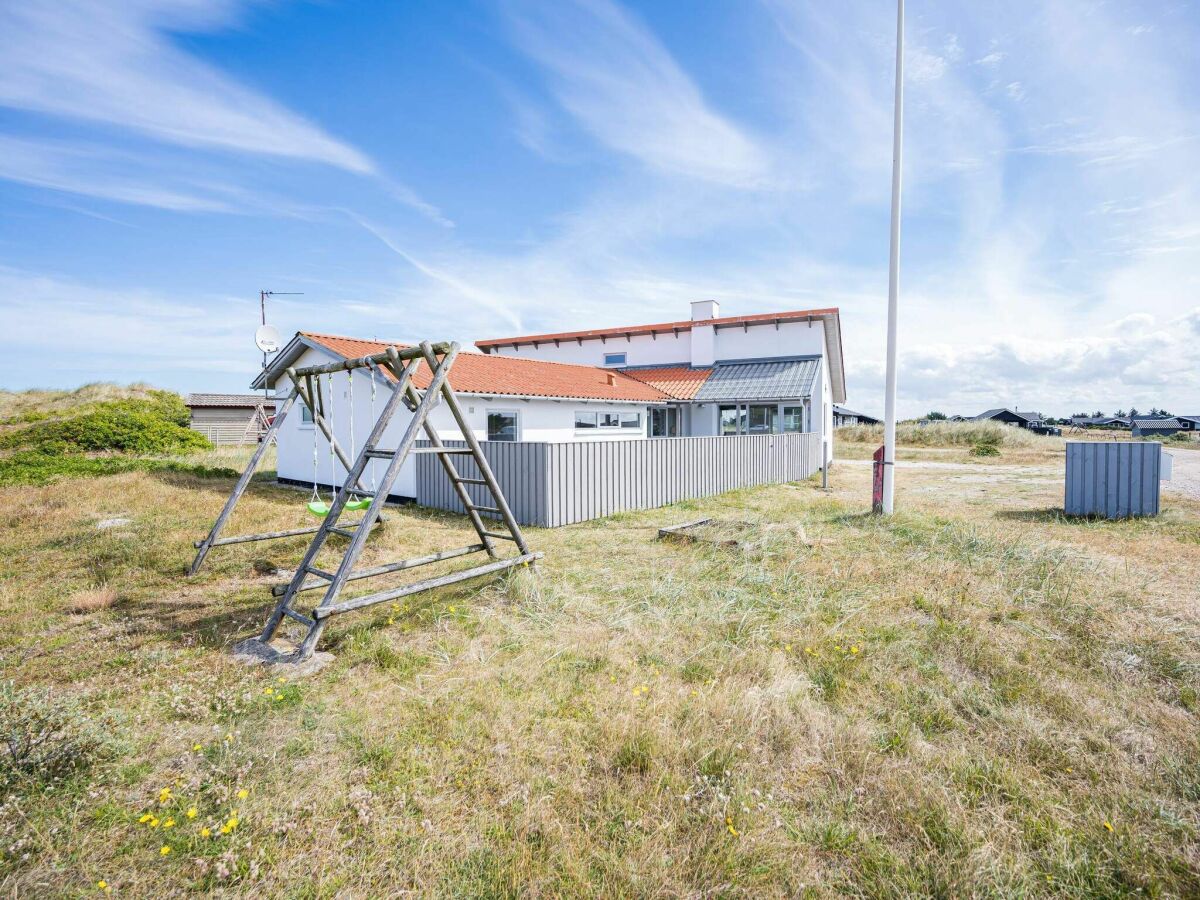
[0,0,452,225]
[0,1,372,173]
[0,266,258,381]
[501,0,768,186]
[0,135,238,212]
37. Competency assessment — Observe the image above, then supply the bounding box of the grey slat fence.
[1064,441,1161,518]
[416,433,821,527]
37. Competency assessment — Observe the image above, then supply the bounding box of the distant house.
[974,408,1060,436]
[832,405,880,427]
[1070,415,1129,429]
[1130,417,1183,437]
[1176,415,1200,432]
[185,393,277,444]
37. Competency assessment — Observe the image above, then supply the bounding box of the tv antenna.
[258,290,302,397]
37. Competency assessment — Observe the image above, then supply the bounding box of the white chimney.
[689,300,718,367]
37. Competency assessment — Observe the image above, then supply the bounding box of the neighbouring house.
[974,407,1061,436]
[251,301,846,502]
[1176,415,1200,432]
[832,405,880,427]
[1131,417,1184,437]
[1070,415,1130,429]
[185,393,276,444]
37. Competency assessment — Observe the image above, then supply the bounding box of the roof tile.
[622,366,713,400]
[301,333,670,403]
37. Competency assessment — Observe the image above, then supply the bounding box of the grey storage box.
[1064,441,1161,518]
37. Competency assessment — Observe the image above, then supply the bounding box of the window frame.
[598,412,621,429]
[486,408,520,442]
[574,410,598,430]
[602,351,627,367]
[619,412,642,429]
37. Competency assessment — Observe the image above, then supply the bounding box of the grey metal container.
[1064,441,1161,518]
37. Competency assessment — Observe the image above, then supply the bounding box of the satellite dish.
[255,324,281,353]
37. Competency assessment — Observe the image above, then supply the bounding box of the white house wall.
[484,319,828,369]
[487,331,690,368]
[274,347,651,499]
[712,320,825,361]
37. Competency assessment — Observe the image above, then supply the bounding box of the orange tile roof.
[475,307,840,350]
[623,366,713,400]
[300,333,671,402]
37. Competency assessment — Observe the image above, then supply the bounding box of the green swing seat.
[345,497,371,511]
[306,500,331,518]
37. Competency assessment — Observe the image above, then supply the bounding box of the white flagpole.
[881,0,904,515]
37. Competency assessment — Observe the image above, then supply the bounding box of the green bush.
[0,391,207,455]
[0,682,109,794]
[970,434,1002,457]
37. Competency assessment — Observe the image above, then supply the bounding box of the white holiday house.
[252,301,845,502]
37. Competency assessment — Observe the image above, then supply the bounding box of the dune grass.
[0,441,1196,896]
[838,420,1062,451]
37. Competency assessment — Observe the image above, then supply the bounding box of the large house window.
[487,410,519,442]
[575,411,598,429]
[783,406,804,433]
[620,413,641,429]
[599,412,621,428]
[747,405,777,434]
[719,405,743,435]
[603,352,627,367]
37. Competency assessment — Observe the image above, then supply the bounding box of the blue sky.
[1,0,1197,417]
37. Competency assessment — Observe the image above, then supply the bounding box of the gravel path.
[1164,448,1200,501]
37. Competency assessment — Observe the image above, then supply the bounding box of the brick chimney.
[606,372,615,386]
[689,300,718,367]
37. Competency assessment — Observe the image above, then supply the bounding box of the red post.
[872,445,885,514]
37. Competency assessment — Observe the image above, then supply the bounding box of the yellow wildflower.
[784,644,792,652]
[192,743,202,752]
[224,732,233,743]
[159,846,171,856]
[157,787,171,803]
[275,694,283,701]
[237,789,249,800]
[726,817,739,837]
[186,807,198,820]
[148,817,160,828]
[97,880,108,890]
[138,813,153,824]
[1104,820,1114,832]
[851,645,860,654]
[263,687,274,696]
[200,827,212,838]
[162,818,175,829]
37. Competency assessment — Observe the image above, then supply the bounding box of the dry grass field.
[1,434,1198,896]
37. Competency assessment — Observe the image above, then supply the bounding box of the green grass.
[0,450,237,486]
[0,421,1196,895]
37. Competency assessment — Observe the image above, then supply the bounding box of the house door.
[650,406,679,437]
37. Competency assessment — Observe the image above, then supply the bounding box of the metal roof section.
[185,393,277,408]
[693,357,819,402]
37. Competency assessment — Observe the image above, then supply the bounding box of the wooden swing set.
[189,340,540,661]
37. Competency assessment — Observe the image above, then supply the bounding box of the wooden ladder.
[259,341,540,660]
